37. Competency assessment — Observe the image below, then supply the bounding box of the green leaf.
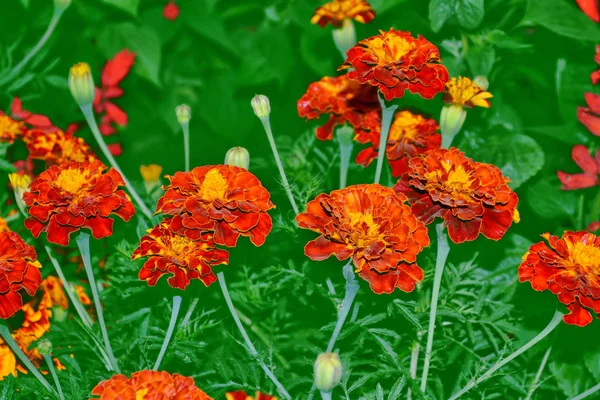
[44,75,68,89]
[550,362,594,397]
[556,59,593,124]
[527,124,591,145]
[585,348,600,381]
[101,0,139,16]
[429,0,455,33]
[455,0,484,29]
[466,44,495,76]
[486,30,532,49]
[0,158,16,172]
[182,0,237,53]
[19,0,29,9]
[525,0,600,41]
[526,179,578,219]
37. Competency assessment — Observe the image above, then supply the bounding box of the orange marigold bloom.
[296,184,429,294]
[356,110,440,177]
[297,74,381,142]
[311,0,375,28]
[444,77,493,108]
[394,148,519,244]
[340,29,449,101]
[40,276,69,310]
[0,115,27,144]
[519,231,600,327]
[0,232,42,319]
[23,160,135,246]
[0,338,21,379]
[226,390,277,400]
[24,130,96,165]
[156,165,275,247]
[75,284,92,305]
[132,218,229,290]
[91,370,213,399]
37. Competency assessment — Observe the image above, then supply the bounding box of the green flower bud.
[251,95,270,119]
[175,104,191,125]
[68,63,95,107]
[440,104,467,147]
[332,18,356,56]
[37,339,52,356]
[314,352,342,392]
[8,173,30,217]
[224,147,250,170]
[473,76,489,91]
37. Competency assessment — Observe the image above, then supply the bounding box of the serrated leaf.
[429,0,455,32]
[387,377,406,400]
[393,301,423,330]
[376,383,385,400]
[525,0,600,41]
[585,349,600,381]
[455,0,484,29]
[526,179,578,219]
[102,0,139,16]
[550,362,594,397]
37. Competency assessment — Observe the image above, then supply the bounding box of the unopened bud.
[175,104,191,125]
[54,0,72,12]
[8,173,31,217]
[37,339,52,356]
[314,352,342,392]
[473,76,489,91]
[440,104,467,147]
[69,63,95,107]
[225,147,250,170]
[140,164,162,192]
[251,95,270,119]
[332,18,356,56]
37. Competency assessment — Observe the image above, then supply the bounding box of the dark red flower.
[576,0,600,22]
[24,129,96,166]
[557,144,600,190]
[163,2,180,21]
[578,92,600,136]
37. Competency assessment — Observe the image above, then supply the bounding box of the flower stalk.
[571,383,600,400]
[525,346,552,400]
[374,94,397,184]
[176,104,191,172]
[336,126,354,189]
[153,295,182,371]
[41,350,65,400]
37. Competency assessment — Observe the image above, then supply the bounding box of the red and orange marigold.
[311,0,375,28]
[24,130,96,165]
[226,390,277,400]
[296,184,429,294]
[298,74,380,142]
[156,165,275,247]
[356,110,440,177]
[0,115,27,144]
[0,232,42,319]
[132,218,229,290]
[444,77,493,108]
[91,370,213,399]
[394,148,519,244]
[519,231,600,327]
[340,29,449,101]
[23,160,135,246]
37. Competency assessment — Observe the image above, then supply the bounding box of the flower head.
[132,218,229,290]
[251,95,270,119]
[0,339,20,379]
[519,231,600,327]
[444,77,493,108]
[69,63,96,107]
[24,130,96,165]
[394,148,519,244]
[91,370,212,399]
[311,0,375,28]
[578,92,600,136]
[176,104,191,124]
[0,232,42,319]
[0,115,27,144]
[39,276,68,310]
[340,29,449,101]
[140,164,163,192]
[356,110,440,177]
[557,145,600,190]
[314,353,342,392]
[163,1,180,21]
[298,74,380,142]
[8,173,31,217]
[23,160,135,246]
[226,391,277,400]
[296,184,429,294]
[156,165,275,247]
[225,147,250,170]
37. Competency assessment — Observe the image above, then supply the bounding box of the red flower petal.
[101,49,136,87]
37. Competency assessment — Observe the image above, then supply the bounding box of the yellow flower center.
[369,35,414,65]
[140,164,162,183]
[388,111,422,142]
[445,165,472,189]
[70,62,91,78]
[135,388,149,400]
[346,211,382,247]
[0,116,23,136]
[446,77,484,106]
[169,235,193,255]
[568,241,600,275]
[200,168,228,201]
[55,168,88,194]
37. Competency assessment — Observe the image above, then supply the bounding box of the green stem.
[181,122,190,172]
[4,213,19,223]
[153,295,182,371]
[407,339,421,400]
[259,117,299,215]
[337,127,354,189]
[76,232,120,373]
[525,346,552,400]
[42,354,65,400]
[320,391,333,400]
[448,311,563,400]
[80,105,154,221]
[420,224,450,393]
[217,271,291,400]
[374,94,397,184]
[0,324,57,396]
[571,383,600,400]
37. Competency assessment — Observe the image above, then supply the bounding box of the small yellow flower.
[140,164,162,192]
[444,76,493,108]
[68,62,95,107]
[8,173,31,217]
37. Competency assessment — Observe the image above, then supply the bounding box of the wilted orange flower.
[519,231,600,327]
[0,232,42,319]
[340,29,449,101]
[132,218,229,290]
[298,74,380,142]
[0,115,27,144]
[297,184,429,294]
[226,390,277,400]
[394,148,519,244]
[356,110,440,177]
[156,165,275,247]
[444,77,492,108]
[23,160,135,246]
[311,0,375,28]
[91,370,213,399]
[39,276,68,310]
[75,285,92,305]
[24,129,96,165]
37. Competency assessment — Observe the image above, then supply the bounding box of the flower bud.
[473,76,489,91]
[8,173,31,217]
[314,352,342,392]
[251,95,270,119]
[332,18,356,57]
[440,104,467,147]
[69,63,95,107]
[54,0,72,12]
[175,104,191,125]
[225,147,250,170]
[37,339,52,356]
[336,125,354,148]
[140,164,162,193]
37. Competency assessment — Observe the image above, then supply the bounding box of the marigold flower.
[298,74,380,142]
[39,276,68,310]
[226,391,277,400]
[75,284,92,305]
[577,0,600,22]
[311,0,375,28]
[578,92,600,136]
[24,129,96,165]
[557,144,600,190]
[296,184,429,294]
[132,218,229,289]
[0,232,42,319]
[340,29,449,101]
[23,160,135,246]
[91,370,213,399]
[156,165,275,247]
[2,97,59,133]
[0,114,27,144]
[163,1,180,21]
[394,148,519,244]
[356,110,440,177]
[9,173,31,217]
[140,164,163,192]
[519,231,600,327]
[0,339,20,379]
[444,76,493,108]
